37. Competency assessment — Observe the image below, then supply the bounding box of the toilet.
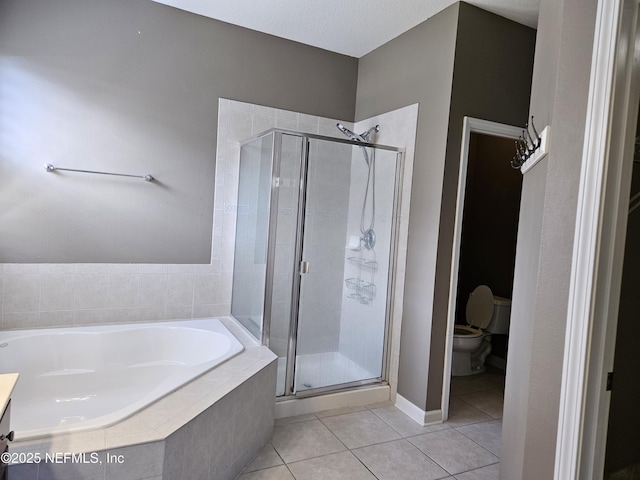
[452,285,511,376]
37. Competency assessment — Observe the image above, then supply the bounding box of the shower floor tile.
[276,352,378,396]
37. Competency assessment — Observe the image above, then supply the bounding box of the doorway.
[442,117,523,420]
[603,104,640,479]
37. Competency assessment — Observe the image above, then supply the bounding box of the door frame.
[441,117,523,420]
[554,0,640,478]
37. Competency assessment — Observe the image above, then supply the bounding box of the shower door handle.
[300,261,310,275]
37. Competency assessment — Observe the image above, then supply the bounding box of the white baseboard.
[395,394,443,426]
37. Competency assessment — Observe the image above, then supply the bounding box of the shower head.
[360,125,380,142]
[336,123,364,142]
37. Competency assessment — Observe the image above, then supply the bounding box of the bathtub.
[0,318,244,441]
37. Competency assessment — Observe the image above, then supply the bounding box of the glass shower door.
[293,138,400,394]
[231,133,275,340]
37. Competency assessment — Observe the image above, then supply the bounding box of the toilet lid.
[466,285,494,329]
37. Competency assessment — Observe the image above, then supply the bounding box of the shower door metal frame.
[260,132,281,349]
[288,143,405,399]
[284,134,308,396]
[240,128,404,399]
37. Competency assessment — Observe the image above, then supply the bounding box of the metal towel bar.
[45,164,154,182]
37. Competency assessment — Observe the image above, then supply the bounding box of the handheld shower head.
[336,123,380,143]
[336,123,364,141]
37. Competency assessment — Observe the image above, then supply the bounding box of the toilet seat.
[465,285,494,329]
[454,325,483,338]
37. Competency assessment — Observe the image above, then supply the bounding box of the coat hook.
[523,128,536,154]
[529,115,541,147]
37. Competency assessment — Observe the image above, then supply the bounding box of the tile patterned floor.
[236,370,505,480]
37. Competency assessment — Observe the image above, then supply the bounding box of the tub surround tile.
[38,310,75,327]
[39,274,75,311]
[73,274,109,309]
[40,429,107,455]
[107,274,139,307]
[104,419,165,450]
[38,454,107,480]
[127,280,164,308]
[7,462,39,480]
[3,264,42,275]
[104,441,164,480]
[73,308,108,326]
[2,312,39,329]
[162,425,187,480]
[3,275,40,313]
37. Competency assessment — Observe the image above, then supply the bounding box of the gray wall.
[501,0,598,477]
[356,2,535,411]
[427,4,535,410]
[356,3,459,409]
[0,0,358,263]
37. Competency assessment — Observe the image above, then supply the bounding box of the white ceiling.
[151,0,539,58]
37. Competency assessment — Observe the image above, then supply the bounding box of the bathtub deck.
[8,317,277,480]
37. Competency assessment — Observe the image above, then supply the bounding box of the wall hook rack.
[511,116,550,173]
[45,164,154,182]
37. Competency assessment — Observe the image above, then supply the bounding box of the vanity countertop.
[0,374,18,413]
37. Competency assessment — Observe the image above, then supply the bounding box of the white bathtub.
[0,318,243,441]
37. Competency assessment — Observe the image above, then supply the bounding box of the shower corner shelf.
[347,257,378,270]
[345,277,376,302]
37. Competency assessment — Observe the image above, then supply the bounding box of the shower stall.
[231,128,403,398]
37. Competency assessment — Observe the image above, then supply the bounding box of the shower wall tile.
[339,103,419,392]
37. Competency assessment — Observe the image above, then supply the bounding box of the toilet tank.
[486,295,511,334]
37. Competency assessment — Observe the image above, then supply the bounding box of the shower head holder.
[362,229,376,250]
